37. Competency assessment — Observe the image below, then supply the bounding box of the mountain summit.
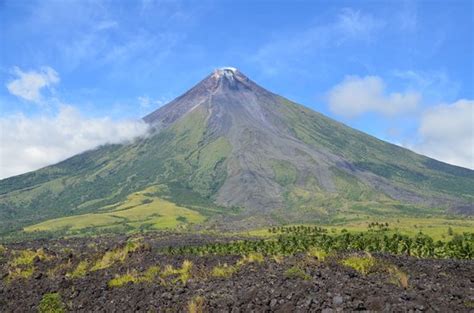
[1,69,473,234]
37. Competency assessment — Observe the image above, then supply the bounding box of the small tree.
[447,227,454,236]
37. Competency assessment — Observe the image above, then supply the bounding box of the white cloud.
[327,75,421,118]
[0,106,150,179]
[6,66,60,103]
[412,99,474,169]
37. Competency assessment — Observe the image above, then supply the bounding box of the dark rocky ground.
[1,233,473,312]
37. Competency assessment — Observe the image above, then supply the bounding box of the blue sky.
[0,0,473,178]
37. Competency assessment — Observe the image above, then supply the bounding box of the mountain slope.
[0,68,473,235]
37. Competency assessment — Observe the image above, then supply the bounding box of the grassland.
[241,217,474,241]
[24,186,205,233]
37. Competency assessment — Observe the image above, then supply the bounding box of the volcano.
[1,68,473,235]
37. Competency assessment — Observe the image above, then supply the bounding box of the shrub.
[341,254,376,275]
[448,227,454,236]
[38,292,65,313]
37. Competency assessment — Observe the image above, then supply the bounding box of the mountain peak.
[213,67,237,81]
[217,66,238,73]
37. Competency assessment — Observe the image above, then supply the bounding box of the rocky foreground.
[1,233,473,312]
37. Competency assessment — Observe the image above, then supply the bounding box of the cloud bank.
[6,66,60,103]
[413,99,473,169]
[328,75,421,118]
[0,106,149,179]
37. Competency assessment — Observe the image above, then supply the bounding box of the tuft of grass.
[38,292,65,313]
[285,266,311,280]
[161,260,193,284]
[307,247,328,261]
[0,244,6,255]
[272,255,284,264]
[341,254,376,275]
[91,240,142,271]
[10,248,49,267]
[387,265,409,289]
[141,265,160,283]
[108,271,138,287]
[178,260,193,284]
[188,296,205,313]
[7,248,50,281]
[108,265,161,288]
[209,252,265,280]
[237,252,264,266]
[48,259,73,278]
[211,263,237,278]
[67,260,89,279]
[8,266,34,280]
[161,264,177,277]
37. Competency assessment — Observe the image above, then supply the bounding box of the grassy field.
[19,183,473,242]
[241,217,474,241]
[24,186,205,233]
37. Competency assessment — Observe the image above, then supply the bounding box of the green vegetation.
[237,252,264,265]
[10,248,49,267]
[168,226,474,259]
[141,265,161,283]
[271,160,298,186]
[285,266,311,280]
[24,186,205,234]
[108,271,139,287]
[307,247,328,261]
[91,240,143,271]
[66,260,89,279]
[208,252,264,279]
[161,260,193,284]
[188,296,205,313]
[7,248,50,281]
[211,263,237,278]
[108,266,160,287]
[341,254,376,275]
[38,292,65,313]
